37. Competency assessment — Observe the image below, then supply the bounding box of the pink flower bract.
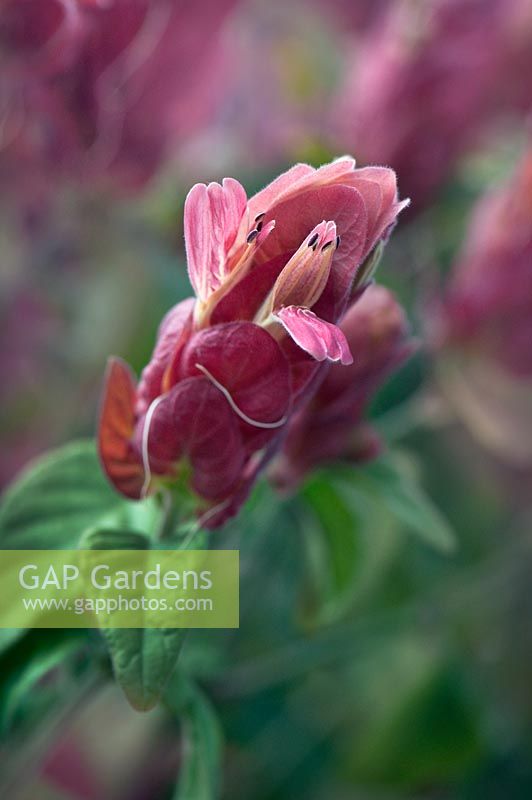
[98,157,408,526]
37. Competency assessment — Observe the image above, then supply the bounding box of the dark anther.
[336,235,341,249]
[308,232,319,247]
[255,212,265,222]
[321,240,334,251]
[247,229,259,244]
[256,220,264,232]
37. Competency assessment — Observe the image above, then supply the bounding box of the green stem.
[157,490,181,542]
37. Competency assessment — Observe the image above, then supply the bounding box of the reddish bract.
[99,158,408,525]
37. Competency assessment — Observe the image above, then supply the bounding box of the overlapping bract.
[271,284,415,489]
[98,158,408,526]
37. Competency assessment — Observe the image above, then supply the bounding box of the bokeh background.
[2,0,532,797]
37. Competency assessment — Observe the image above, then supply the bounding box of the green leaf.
[104,627,186,712]
[166,677,223,800]
[0,635,83,732]
[0,629,25,658]
[299,472,404,627]
[80,527,151,551]
[299,478,363,626]
[0,440,125,549]
[342,636,482,787]
[84,527,186,712]
[0,628,91,740]
[338,454,456,554]
[102,494,161,541]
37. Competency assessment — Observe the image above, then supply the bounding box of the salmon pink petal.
[136,297,195,414]
[347,166,409,253]
[205,178,248,252]
[287,156,357,195]
[184,178,247,302]
[98,358,144,500]
[257,184,368,320]
[257,185,366,266]
[247,157,358,218]
[184,183,211,301]
[343,178,383,255]
[274,306,354,365]
[350,166,398,208]
[220,177,248,250]
[138,377,245,502]
[210,255,287,325]
[247,163,315,219]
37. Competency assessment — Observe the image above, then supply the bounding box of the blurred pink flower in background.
[438,149,532,376]
[501,0,532,113]
[0,0,238,195]
[334,0,532,210]
[314,0,392,34]
[99,158,408,526]
[0,288,61,485]
[271,284,415,489]
[182,0,345,176]
[433,147,532,463]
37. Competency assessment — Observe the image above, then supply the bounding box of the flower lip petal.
[274,305,354,365]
